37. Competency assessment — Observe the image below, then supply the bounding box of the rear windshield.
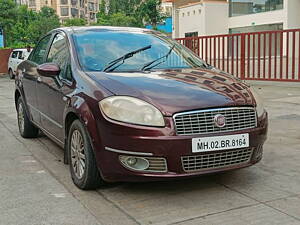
[73,30,205,72]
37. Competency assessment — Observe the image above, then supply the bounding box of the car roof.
[13,48,29,52]
[56,26,153,34]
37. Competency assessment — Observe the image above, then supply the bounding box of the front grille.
[145,157,168,172]
[174,107,257,135]
[181,148,253,172]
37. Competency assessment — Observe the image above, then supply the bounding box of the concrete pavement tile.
[0,155,43,176]
[267,196,300,220]
[260,143,300,178]
[0,172,66,211]
[99,178,256,225]
[174,204,300,225]
[215,166,299,202]
[271,96,300,105]
[0,194,101,225]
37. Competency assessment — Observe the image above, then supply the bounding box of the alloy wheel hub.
[70,130,86,179]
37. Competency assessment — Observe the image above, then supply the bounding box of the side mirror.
[37,63,60,78]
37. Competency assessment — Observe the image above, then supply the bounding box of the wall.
[172,0,200,38]
[178,3,205,37]
[0,49,12,74]
[173,0,228,38]
[228,9,286,30]
[203,1,228,35]
[286,0,300,29]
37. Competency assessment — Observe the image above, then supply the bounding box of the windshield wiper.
[102,45,152,72]
[141,44,175,71]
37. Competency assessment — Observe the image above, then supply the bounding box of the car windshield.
[72,30,206,72]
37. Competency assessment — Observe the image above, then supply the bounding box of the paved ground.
[0,75,299,225]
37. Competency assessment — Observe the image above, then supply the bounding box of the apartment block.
[18,0,99,23]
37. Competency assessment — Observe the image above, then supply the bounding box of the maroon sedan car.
[15,27,268,190]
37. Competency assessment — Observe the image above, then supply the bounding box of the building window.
[80,10,84,18]
[61,7,69,16]
[90,12,95,20]
[185,32,198,38]
[71,0,77,6]
[61,0,68,5]
[229,0,283,17]
[29,0,35,7]
[71,8,79,17]
[79,0,84,7]
[88,2,95,11]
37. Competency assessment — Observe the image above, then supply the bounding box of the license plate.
[192,133,249,153]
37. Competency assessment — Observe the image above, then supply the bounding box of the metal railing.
[176,29,300,82]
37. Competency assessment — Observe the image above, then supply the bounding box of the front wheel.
[68,120,104,190]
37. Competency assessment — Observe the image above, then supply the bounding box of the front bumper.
[95,112,268,182]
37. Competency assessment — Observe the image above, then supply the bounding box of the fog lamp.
[119,156,150,171]
[126,157,137,166]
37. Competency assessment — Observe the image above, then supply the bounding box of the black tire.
[9,69,15,79]
[17,98,39,138]
[67,119,103,190]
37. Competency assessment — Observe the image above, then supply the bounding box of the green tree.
[0,0,17,46]
[106,0,143,17]
[138,0,165,28]
[0,3,60,47]
[63,18,87,26]
[27,6,60,44]
[99,0,106,14]
[96,12,140,27]
[10,5,38,47]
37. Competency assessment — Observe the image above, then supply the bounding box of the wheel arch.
[63,97,101,165]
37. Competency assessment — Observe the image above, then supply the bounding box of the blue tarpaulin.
[0,28,4,48]
[146,17,172,34]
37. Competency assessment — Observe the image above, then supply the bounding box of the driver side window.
[46,33,72,81]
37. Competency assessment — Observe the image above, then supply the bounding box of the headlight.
[99,96,165,127]
[250,87,265,117]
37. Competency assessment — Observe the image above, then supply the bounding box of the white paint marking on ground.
[22,160,37,163]
[36,170,46,174]
[51,193,67,198]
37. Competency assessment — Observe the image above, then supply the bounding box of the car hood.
[87,68,254,116]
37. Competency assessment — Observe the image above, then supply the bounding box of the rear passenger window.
[31,35,51,64]
[11,51,18,58]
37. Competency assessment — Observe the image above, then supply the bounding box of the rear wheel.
[8,69,14,79]
[68,120,104,190]
[17,98,39,138]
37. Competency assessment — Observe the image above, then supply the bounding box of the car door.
[36,32,74,141]
[22,35,52,124]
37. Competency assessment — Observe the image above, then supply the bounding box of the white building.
[161,0,173,16]
[172,0,300,38]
